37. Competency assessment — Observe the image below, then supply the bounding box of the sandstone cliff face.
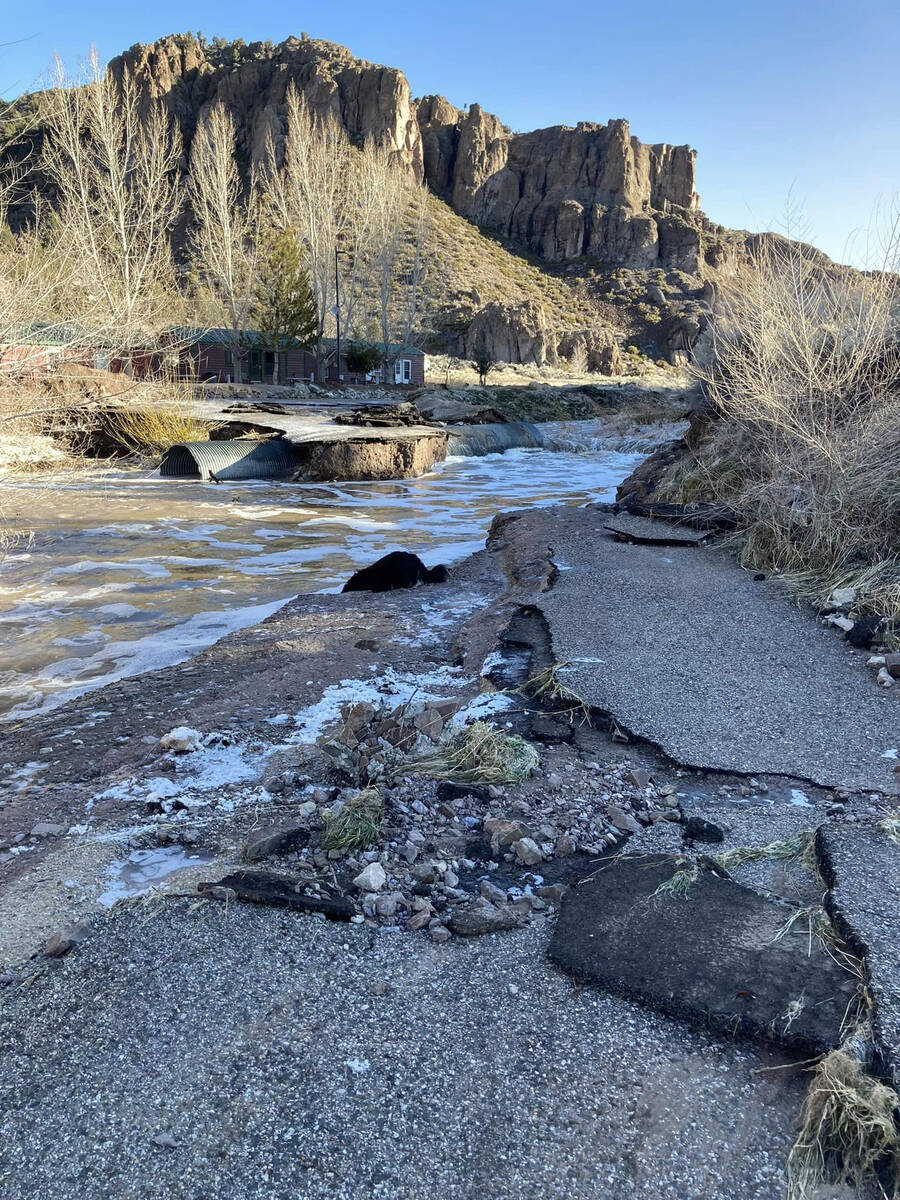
[417,97,702,271]
[109,34,706,274]
[109,34,423,176]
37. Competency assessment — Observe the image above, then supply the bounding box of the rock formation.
[107,34,709,274]
[418,98,702,270]
[109,34,423,176]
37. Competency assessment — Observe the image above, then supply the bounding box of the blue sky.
[3,0,898,266]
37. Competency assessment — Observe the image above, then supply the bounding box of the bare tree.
[39,51,183,355]
[188,102,260,382]
[364,143,429,380]
[261,88,355,381]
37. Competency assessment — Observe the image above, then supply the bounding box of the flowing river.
[0,426,648,721]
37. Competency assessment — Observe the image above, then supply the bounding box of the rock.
[353,862,386,892]
[885,653,900,681]
[43,923,90,958]
[483,818,530,848]
[371,980,389,996]
[341,551,449,594]
[152,1133,181,1150]
[824,614,855,633]
[682,816,725,844]
[407,908,432,930]
[606,806,642,835]
[877,668,895,689]
[436,780,491,804]
[479,879,508,905]
[829,587,857,608]
[846,616,884,650]
[411,861,437,884]
[512,837,542,866]
[627,768,652,789]
[419,96,700,271]
[375,892,401,918]
[429,925,451,944]
[549,854,859,1052]
[342,702,375,733]
[537,884,566,906]
[413,709,444,741]
[447,903,526,937]
[159,727,202,753]
[243,823,311,863]
[554,834,576,857]
[29,822,67,838]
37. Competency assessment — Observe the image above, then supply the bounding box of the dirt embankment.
[292,430,448,481]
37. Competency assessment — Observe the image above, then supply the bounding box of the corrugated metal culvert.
[160,439,298,481]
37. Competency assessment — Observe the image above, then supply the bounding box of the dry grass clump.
[321,787,383,852]
[108,403,211,457]
[663,224,900,634]
[651,862,699,900]
[878,812,900,846]
[404,721,539,785]
[787,1050,900,1199]
[713,832,816,874]
[520,662,591,726]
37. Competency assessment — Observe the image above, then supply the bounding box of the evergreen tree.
[253,227,318,383]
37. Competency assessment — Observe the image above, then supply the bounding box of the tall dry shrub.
[678,228,900,620]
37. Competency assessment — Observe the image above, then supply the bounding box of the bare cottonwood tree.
[365,144,429,378]
[39,51,183,355]
[188,103,263,382]
[261,87,356,380]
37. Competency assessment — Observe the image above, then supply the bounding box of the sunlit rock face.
[110,33,706,272]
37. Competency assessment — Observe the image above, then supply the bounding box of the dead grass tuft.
[321,787,383,852]
[787,1050,900,1199]
[878,812,900,846]
[713,832,816,874]
[403,720,539,785]
[108,402,211,458]
[651,862,699,900]
[519,662,591,726]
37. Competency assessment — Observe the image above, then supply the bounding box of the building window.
[394,358,412,384]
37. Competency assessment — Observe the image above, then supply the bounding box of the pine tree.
[253,227,318,383]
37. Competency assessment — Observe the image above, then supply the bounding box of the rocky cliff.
[109,34,423,176]
[418,98,702,270]
[108,33,711,274]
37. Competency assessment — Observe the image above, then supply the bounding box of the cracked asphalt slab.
[818,821,900,1084]
[0,899,806,1200]
[526,506,898,793]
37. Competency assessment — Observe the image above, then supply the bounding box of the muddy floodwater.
[0,431,644,721]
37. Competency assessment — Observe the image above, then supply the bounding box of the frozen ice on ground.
[97,846,212,908]
[450,692,517,725]
[789,789,813,807]
[288,665,468,745]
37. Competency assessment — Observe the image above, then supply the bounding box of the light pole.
[333,246,342,385]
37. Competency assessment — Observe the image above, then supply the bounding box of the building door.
[394,358,412,384]
[248,350,262,383]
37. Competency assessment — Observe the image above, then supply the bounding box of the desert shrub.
[665,229,900,630]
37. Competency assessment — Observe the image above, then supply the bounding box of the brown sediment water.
[0,429,645,721]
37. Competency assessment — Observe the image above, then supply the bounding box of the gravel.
[0,899,806,1200]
